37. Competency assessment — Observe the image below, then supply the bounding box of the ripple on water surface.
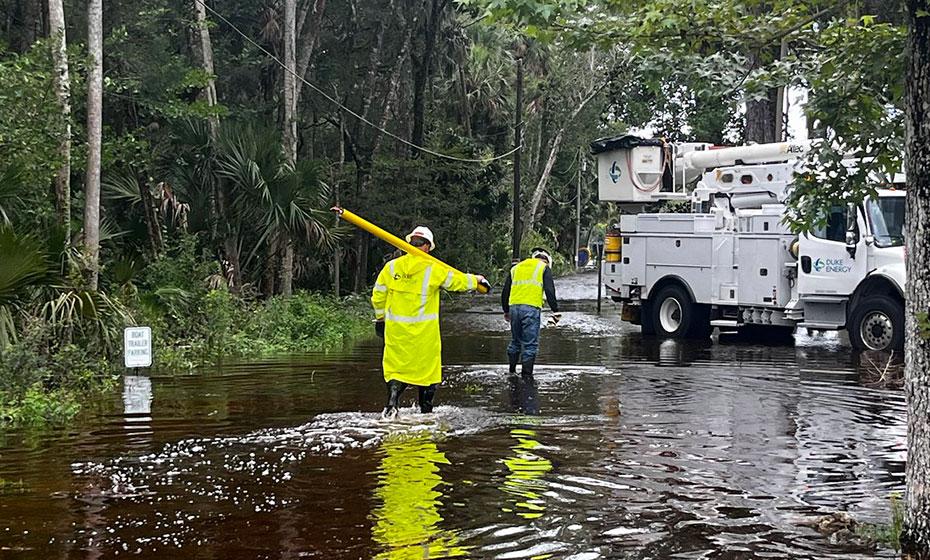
[0,273,908,558]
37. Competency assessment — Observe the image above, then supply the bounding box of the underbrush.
[147,289,371,370]
[0,288,370,429]
[0,324,119,427]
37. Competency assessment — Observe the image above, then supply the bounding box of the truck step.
[800,295,847,304]
[798,322,843,329]
[710,320,740,328]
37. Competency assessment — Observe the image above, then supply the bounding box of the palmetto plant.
[0,225,131,353]
[215,124,335,295]
[0,227,52,348]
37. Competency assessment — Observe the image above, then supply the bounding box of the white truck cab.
[592,134,906,352]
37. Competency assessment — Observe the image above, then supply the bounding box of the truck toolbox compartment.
[633,213,716,234]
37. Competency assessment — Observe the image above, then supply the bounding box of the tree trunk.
[409,0,448,152]
[48,0,71,246]
[263,237,278,297]
[280,233,294,297]
[190,0,237,291]
[523,86,601,234]
[283,0,298,166]
[458,64,471,136]
[294,0,326,103]
[191,0,219,137]
[280,0,297,297]
[902,0,930,557]
[745,92,778,144]
[138,179,162,256]
[83,0,103,291]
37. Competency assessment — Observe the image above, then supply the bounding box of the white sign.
[124,327,152,368]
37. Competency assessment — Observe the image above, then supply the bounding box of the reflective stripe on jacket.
[371,254,478,386]
[508,258,546,308]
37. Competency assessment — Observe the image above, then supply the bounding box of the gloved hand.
[374,319,385,338]
[546,313,562,327]
[504,312,511,323]
[476,275,491,294]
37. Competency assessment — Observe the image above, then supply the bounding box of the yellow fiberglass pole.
[331,207,490,294]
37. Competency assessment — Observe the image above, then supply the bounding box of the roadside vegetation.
[0,230,370,427]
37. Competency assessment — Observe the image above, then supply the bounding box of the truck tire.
[641,300,656,335]
[650,285,707,338]
[848,295,904,352]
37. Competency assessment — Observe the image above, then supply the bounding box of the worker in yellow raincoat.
[372,226,486,418]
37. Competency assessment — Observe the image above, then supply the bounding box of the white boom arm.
[679,141,811,174]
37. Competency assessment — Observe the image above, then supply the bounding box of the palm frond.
[0,226,52,306]
[102,173,143,206]
[0,163,25,226]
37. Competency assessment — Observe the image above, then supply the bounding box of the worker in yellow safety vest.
[501,248,559,378]
[372,226,486,419]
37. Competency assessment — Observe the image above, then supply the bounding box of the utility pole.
[512,53,524,262]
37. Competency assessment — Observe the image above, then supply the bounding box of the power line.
[195,0,522,164]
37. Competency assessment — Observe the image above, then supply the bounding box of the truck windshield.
[866,196,905,247]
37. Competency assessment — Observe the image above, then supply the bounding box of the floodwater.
[0,273,906,559]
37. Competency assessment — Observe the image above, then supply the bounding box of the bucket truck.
[591,135,905,352]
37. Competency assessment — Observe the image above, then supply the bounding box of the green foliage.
[857,493,904,551]
[0,386,81,427]
[233,292,370,356]
[0,40,73,229]
[0,321,118,427]
[784,20,906,231]
[362,150,507,279]
[0,226,53,348]
[141,287,370,369]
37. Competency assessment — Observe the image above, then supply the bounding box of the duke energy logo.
[813,258,852,273]
[609,161,621,183]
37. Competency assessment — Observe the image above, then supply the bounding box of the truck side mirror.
[845,203,858,259]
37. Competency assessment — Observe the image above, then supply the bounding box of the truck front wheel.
[848,295,904,352]
[650,285,710,339]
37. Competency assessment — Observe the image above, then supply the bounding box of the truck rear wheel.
[848,295,904,352]
[641,300,656,335]
[650,285,710,339]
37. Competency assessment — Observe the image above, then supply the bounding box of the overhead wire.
[194,0,522,164]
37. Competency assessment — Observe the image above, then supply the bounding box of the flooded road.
[0,273,906,558]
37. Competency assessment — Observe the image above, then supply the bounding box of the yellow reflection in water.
[501,428,553,520]
[371,434,468,559]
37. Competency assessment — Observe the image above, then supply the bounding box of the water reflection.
[501,428,553,520]
[507,375,540,415]
[122,375,153,424]
[371,434,467,559]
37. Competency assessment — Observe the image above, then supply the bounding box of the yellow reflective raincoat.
[372,254,480,386]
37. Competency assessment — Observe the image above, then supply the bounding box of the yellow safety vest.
[508,258,546,308]
[371,254,479,386]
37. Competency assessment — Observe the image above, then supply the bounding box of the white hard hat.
[405,226,435,251]
[531,247,552,267]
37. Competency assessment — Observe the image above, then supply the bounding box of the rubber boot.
[508,353,519,375]
[521,358,535,379]
[418,384,437,413]
[382,380,407,419]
